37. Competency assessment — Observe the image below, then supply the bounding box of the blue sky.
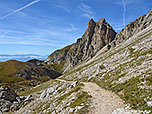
[0,0,151,55]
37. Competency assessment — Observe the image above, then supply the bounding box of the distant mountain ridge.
[0,54,48,62]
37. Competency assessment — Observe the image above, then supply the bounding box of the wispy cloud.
[114,0,127,27]
[114,25,124,32]
[81,13,93,19]
[0,0,41,20]
[114,0,140,5]
[79,2,96,19]
[122,0,126,27]
[115,0,142,27]
[110,21,124,32]
[64,24,78,32]
[0,26,77,46]
[79,3,94,14]
[0,33,62,47]
[0,28,15,37]
[0,40,61,47]
[53,4,70,13]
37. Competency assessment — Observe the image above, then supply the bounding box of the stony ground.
[7,79,90,114]
[60,25,152,114]
[4,78,137,114]
[56,79,139,114]
[3,25,152,114]
[82,82,125,114]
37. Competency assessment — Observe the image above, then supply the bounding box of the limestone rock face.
[91,18,116,53]
[46,9,152,73]
[115,8,152,45]
[46,18,116,72]
[68,18,116,66]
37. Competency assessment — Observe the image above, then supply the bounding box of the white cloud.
[0,28,15,37]
[79,2,96,19]
[110,21,124,32]
[79,3,94,14]
[0,40,61,47]
[114,0,127,27]
[81,13,93,19]
[114,0,140,5]
[64,24,78,32]
[0,26,78,46]
[0,34,61,46]
[53,4,70,13]
[114,0,142,27]
[122,0,126,27]
[0,0,41,20]
[114,26,124,32]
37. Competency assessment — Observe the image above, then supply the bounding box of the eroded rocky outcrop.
[67,18,116,66]
[46,9,152,73]
[0,85,35,113]
[114,8,152,45]
[46,18,116,72]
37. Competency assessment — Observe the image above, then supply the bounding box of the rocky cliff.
[46,9,152,73]
[46,18,117,72]
[114,8,152,45]
[61,20,152,114]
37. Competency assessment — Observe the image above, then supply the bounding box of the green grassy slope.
[0,60,27,83]
[0,60,52,92]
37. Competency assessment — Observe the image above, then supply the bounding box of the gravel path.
[56,79,126,114]
[82,82,125,114]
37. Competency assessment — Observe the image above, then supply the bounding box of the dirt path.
[56,79,126,114]
[82,82,125,114]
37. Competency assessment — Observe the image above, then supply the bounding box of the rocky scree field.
[4,79,91,114]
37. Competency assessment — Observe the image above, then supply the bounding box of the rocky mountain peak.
[83,19,96,39]
[146,8,152,20]
[87,18,95,26]
[46,18,117,72]
[46,9,152,73]
[83,18,116,42]
[148,8,152,14]
[98,18,106,23]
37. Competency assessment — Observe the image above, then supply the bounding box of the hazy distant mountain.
[0,54,48,62]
